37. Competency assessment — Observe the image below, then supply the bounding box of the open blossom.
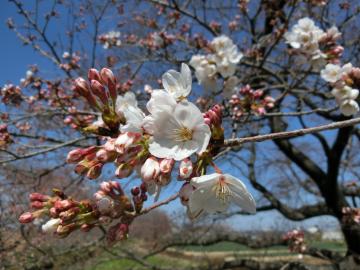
[285,17,324,53]
[162,63,192,100]
[147,100,211,161]
[321,63,351,83]
[188,173,256,217]
[210,35,243,78]
[179,158,193,179]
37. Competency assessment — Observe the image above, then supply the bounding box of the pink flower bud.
[54,199,75,211]
[88,68,101,82]
[80,223,94,232]
[19,212,34,223]
[100,182,112,193]
[104,138,116,152]
[96,149,110,162]
[74,77,90,96]
[141,157,160,182]
[100,68,117,101]
[159,158,174,174]
[257,107,266,115]
[31,201,44,209]
[179,158,193,179]
[90,80,108,104]
[253,90,264,99]
[29,193,49,202]
[67,148,85,163]
[179,183,194,206]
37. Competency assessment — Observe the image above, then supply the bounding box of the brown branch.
[224,117,360,147]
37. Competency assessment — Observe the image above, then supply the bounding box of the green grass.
[90,255,191,270]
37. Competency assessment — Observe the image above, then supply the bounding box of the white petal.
[192,124,211,154]
[225,174,256,214]
[190,173,219,188]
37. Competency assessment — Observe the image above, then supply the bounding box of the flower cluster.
[190,35,243,90]
[60,52,81,71]
[98,31,122,49]
[285,18,343,66]
[229,85,275,120]
[1,84,23,106]
[0,124,12,147]
[342,207,360,225]
[140,32,175,50]
[19,64,256,241]
[284,229,306,254]
[321,63,359,116]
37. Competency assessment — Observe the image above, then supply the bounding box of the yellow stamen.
[172,126,193,142]
[212,176,232,204]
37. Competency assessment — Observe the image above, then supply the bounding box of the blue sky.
[0,2,51,86]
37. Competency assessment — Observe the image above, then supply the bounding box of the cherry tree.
[2,0,360,269]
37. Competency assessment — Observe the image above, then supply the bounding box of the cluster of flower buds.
[229,85,275,120]
[98,31,122,49]
[67,146,105,179]
[321,63,360,116]
[342,207,360,225]
[203,104,224,145]
[283,229,306,254]
[140,32,175,50]
[73,67,125,132]
[60,52,81,71]
[64,114,95,130]
[0,124,12,147]
[19,189,100,237]
[94,181,133,219]
[318,27,343,64]
[131,183,148,213]
[1,84,23,106]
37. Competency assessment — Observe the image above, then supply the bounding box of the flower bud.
[115,163,133,178]
[31,201,45,209]
[54,199,75,212]
[90,80,108,105]
[29,193,49,202]
[100,68,117,101]
[80,223,94,232]
[140,182,147,193]
[86,163,103,179]
[88,68,101,82]
[159,158,174,174]
[179,158,193,179]
[131,186,140,196]
[19,212,34,223]
[115,132,141,154]
[179,183,194,205]
[42,218,60,233]
[141,157,160,182]
[66,148,85,163]
[74,77,90,96]
[96,195,113,215]
[56,223,77,238]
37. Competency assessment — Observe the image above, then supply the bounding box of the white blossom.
[147,100,211,161]
[116,92,145,133]
[42,218,61,233]
[188,173,256,217]
[320,64,343,83]
[340,99,359,116]
[141,157,160,182]
[189,55,217,90]
[331,86,359,101]
[285,17,325,59]
[162,63,192,100]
